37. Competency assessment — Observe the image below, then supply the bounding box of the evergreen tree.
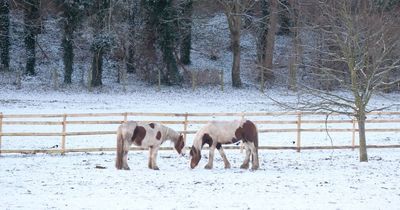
[144,0,182,85]
[179,0,193,65]
[0,0,10,71]
[158,0,181,85]
[90,0,111,87]
[61,0,85,84]
[23,0,40,75]
[277,0,292,35]
[126,1,136,73]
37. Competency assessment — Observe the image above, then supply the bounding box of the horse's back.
[119,121,137,131]
[194,120,244,144]
[206,120,244,136]
[118,122,139,141]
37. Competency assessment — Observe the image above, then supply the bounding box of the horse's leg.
[249,143,260,170]
[240,143,251,169]
[151,146,160,170]
[217,146,231,169]
[204,145,216,169]
[148,146,153,169]
[122,139,131,170]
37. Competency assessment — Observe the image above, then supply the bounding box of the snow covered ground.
[1,86,400,210]
[1,149,400,210]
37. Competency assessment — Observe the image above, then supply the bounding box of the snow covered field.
[1,87,400,210]
[1,149,400,210]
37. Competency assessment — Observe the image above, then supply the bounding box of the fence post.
[61,114,67,154]
[352,117,356,151]
[0,112,3,154]
[124,112,128,123]
[296,112,302,152]
[184,113,188,147]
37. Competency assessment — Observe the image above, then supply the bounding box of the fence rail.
[1,111,400,154]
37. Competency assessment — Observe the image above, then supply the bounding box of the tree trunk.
[25,33,36,75]
[0,0,10,70]
[258,0,268,91]
[139,0,161,83]
[228,0,242,88]
[262,0,278,90]
[179,0,193,65]
[288,0,300,91]
[162,34,180,85]
[91,48,104,87]
[357,110,368,162]
[231,29,242,87]
[62,18,74,84]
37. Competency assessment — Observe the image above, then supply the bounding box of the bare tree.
[260,0,278,92]
[217,0,256,88]
[284,0,400,162]
[287,0,302,91]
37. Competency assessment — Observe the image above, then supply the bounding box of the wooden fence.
[0,111,400,154]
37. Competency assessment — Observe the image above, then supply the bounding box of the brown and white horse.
[115,121,185,170]
[189,119,259,170]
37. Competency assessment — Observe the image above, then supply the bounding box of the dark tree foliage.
[90,0,111,87]
[277,0,292,35]
[0,0,10,71]
[179,0,193,65]
[60,0,86,84]
[23,0,41,75]
[373,0,400,10]
[126,3,136,74]
[138,0,158,82]
[143,0,182,85]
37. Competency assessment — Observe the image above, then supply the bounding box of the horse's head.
[189,145,201,169]
[174,134,185,155]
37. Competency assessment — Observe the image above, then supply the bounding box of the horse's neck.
[163,127,178,142]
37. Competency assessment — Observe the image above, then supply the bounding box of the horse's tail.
[251,120,259,148]
[115,125,124,170]
[254,125,259,148]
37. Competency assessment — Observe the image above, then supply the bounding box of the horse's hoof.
[240,164,249,169]
[225,164,231,169]
[152,166,160,170]
[204,165,213,169]
[123,167,130,170]
[251,165,259,170]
